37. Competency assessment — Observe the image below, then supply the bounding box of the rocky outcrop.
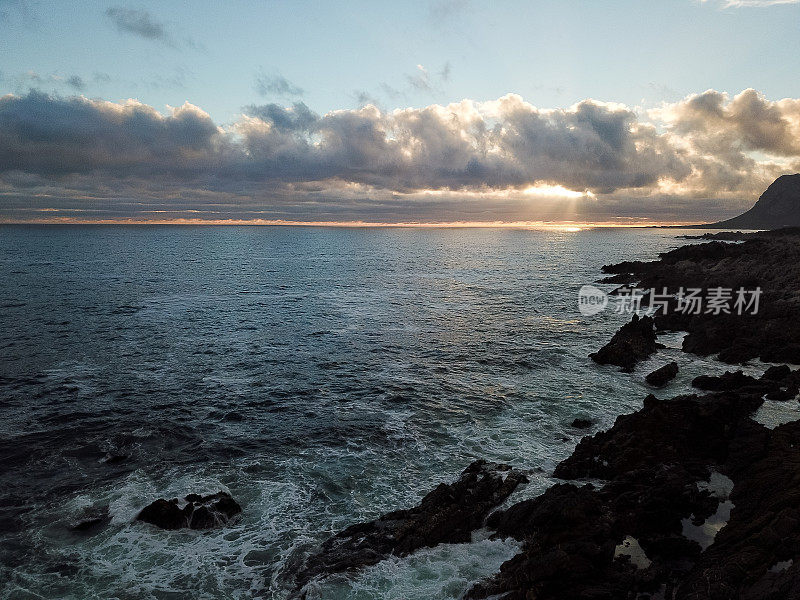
[136,491,241,530]
[645,362,678,387]
[467,375,800,599]
[600,228,800,364]
[294,460,527,590]
[691,370,762,392]
[703,174,800,230]
[589,314,658,372]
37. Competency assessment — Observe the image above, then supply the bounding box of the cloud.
[405,63,451,95]
[254,72,304,98]
[0,91,221,178]
[429,0,472,25]
[651,88,800,194]
[65,75,85,91]
[8,70,90,93]
[365,62,452,104]
[0,89,798,223]
[105,7,171,44]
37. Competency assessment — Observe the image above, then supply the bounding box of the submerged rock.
[571,418,593,429]
[590,314,658,372]
[136,491,241,530]
[294,460,527,590]
[69,505,110,534]
[645,361,679,387]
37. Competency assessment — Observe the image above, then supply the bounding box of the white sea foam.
[303,538,521,600]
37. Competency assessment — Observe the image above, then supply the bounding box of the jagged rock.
[466,388,773,599]
[554,392,763,481]
[765,386,800,401]
[679,231,752,241]
[677,418,800,598]
[294,460,527,590]
[590,314,658,372]
[645,362,678,387]
[762,365,792,381]
[691,370,762,392]
[136,491,241,530]
[471,464,714,600]
[599,229,800,365]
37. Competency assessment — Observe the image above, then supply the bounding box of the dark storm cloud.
[254,73,305,98]
[105,7,171,44]
[1,89,798,222]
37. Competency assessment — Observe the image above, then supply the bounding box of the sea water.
[0,225,733,599]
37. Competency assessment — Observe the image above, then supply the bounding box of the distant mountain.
[702,174,800,229]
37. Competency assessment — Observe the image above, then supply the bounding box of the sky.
[1,0,800,225]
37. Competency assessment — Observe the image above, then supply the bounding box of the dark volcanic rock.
[762,364,792,381]
[466,373,800,600]
[571,418,593,429]
[136,491,241,530]
[472,464,714,600]
[692,370,761,391]
[554,392,763,481]
[704,173,800,230]
[679,231,752,241]
[676,418,800,599]
[598,228,800,365]
[645,362,679,387]
[294,460,527,589]
[590,314,658,372]
[466,388,777,600]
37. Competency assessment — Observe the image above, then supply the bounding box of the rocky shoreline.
[292,228,800,599]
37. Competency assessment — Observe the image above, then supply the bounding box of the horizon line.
[0,218,707,229]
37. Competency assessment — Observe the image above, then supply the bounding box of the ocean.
[0,225,738,599]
